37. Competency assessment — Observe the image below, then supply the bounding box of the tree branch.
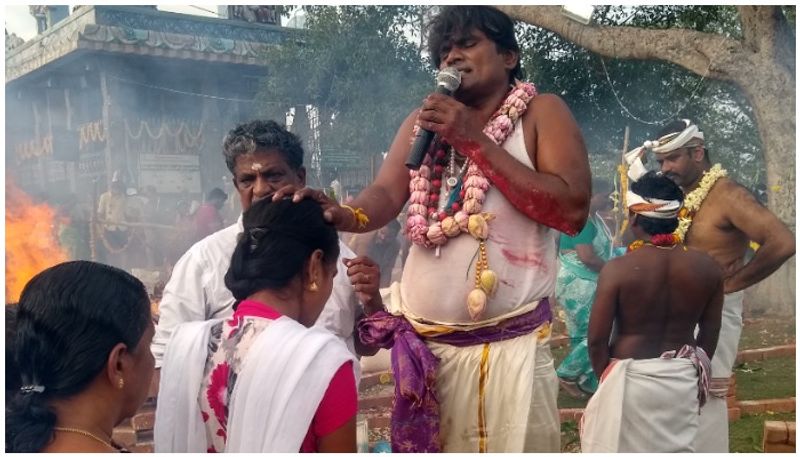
[497,5,745,80]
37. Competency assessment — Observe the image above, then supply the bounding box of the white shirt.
[151,216,359,367]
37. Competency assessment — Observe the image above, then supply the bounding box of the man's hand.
[270,185,355,230]
[343,256,383,314]
[416,93,490,154]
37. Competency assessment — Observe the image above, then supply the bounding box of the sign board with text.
[138,154,201,194]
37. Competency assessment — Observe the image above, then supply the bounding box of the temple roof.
[6,5,294,83]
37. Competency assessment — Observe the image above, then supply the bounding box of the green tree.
[502,5,795,314]
[256,6,432,186]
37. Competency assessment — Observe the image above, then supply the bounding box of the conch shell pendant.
[467,213,497,321]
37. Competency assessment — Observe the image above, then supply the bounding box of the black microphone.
[405,67,462,170]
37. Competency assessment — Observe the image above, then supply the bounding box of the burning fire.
[6,181,69,303]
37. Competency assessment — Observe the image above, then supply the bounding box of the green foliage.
[517,6,765,190]
[255,6,432,180]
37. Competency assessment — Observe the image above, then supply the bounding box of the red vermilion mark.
[453,138,580,236]
[502,248,547,272]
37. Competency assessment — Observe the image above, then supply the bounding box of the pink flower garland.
[406,82,538,247]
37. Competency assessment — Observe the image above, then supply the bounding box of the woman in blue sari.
[555,181,619,397]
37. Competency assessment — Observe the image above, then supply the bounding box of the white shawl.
[155,316,355,452]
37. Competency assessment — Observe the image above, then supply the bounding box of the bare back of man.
[590,244,723,376]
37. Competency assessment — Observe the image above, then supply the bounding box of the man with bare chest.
[581,171,723,452]
[649,119,795,451]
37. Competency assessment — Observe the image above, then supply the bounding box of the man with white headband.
[581,170,724,452]
[640,119,794,452]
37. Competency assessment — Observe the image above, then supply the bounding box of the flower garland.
[627,233,682,253]
[405,81,537,321]
[674,164,727,242]
[405,81,537,248]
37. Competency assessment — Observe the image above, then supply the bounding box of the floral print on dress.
[198,314,273,452]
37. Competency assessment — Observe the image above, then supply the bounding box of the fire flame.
[6,181,69,303]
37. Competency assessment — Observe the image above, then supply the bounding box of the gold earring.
[309,281,319,292]
[118,378,125,390]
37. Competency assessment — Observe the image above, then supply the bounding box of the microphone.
[405,67,462,170]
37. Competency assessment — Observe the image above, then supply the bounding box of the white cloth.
[626,190,682,219]
[152,215,360,367]
[693,290,744,452]
[428,325,559,452]
[400,119,559,324]
[155,316,355,452]
[581,357,701,452]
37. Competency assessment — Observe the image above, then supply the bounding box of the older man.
[152,121,383,373]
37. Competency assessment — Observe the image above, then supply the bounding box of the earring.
[118,378,125,390]
[309,281,319,292]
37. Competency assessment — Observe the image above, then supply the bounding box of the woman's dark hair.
[6,261,151,453]
[630,171,685,235]
[222,119,305,174]
[428,6,523,83]
[225,198,340,302]
[6,305,20,395]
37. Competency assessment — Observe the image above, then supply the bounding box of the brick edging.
[735,344,795,364]
[738,397,796,415]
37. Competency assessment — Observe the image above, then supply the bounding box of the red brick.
[728,407,741,421]
[761,398,796,413]
[360,395,393,410]
[111,426,138,448]
[129,441,154,453]
[787,422,795,446]
[727,396,738,408]
[369,415,391,429]
[768,345,796,359]
[359,371,393,391]
[559,408,584,423]
[130,405,156,431]
[739,400,767,414]
[764,421,789,444]
[763,443,795,453]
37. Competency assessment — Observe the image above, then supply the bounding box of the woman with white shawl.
[155,197,357,452]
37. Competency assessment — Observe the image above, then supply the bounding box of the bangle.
[341,204,370,230]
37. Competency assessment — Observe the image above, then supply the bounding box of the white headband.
[645,120,704,154]
[624,120,704,182]
[626,189,682,219]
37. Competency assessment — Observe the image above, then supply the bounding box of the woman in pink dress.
[156,197,357,452]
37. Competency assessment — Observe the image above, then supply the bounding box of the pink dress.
[198,299,357,452]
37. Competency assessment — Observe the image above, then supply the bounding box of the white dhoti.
[694,290,744,452]
[580,357,701,452]
[428,325,559,452]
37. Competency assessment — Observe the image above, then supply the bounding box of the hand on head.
[271,185,356,231]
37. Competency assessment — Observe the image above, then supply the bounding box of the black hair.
[428,6,523,83]
[630,171,685,235]
[6,305,21,396]
[225,198,340,302]
[657,119,710,163]
[222,120,305,175]
[207,187,227,202]
[6,262,151,453]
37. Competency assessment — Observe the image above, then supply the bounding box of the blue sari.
[555,213,618,395]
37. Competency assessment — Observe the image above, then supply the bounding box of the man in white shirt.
[152,120,383,367]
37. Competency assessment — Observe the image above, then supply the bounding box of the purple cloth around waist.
[357,298,552,452]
